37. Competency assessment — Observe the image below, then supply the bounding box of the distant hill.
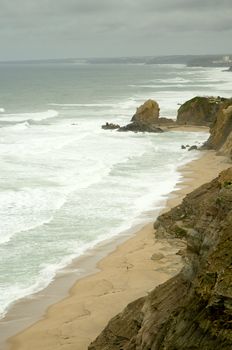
[1,55,232,68]
[78,55,232,67]
[186,55,232,67]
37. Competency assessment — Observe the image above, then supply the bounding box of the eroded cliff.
[89,168,232,350]
[204,99,232,158]
[176,96,229,126]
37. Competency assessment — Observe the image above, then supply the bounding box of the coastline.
[5,149,229,350]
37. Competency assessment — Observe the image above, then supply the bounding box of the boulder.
[176,96,228,126]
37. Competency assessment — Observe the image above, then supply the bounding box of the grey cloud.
[140,0,232,12]
[0,0,231,60]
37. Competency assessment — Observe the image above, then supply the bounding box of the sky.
[0,0,231,60]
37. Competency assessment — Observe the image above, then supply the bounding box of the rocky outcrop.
[102,100,165,133]
[156,117,175,125]
[131,99,160,125]
[118,123,163,133]
[89,168,232,350]
[176,96,228,126]
[118,99,162,133]
[204,100,232,158]
[188,145,198,151]
[102,122,120,130]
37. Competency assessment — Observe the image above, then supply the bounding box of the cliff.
[176,96,228,126]
[89,168,232,350]
[204,99,232,158]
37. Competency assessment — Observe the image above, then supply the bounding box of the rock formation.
[156,117,175,125]
[90,95,232,349]
[131,99,160,124]
[118,123,163,133]
[204,99,232,158]
[188,145,198,151]
[102,96,231,133]
[102,122,120,130]
[176,96,228,126]
[102,99,166,133]
[89,168,232,350]
[118,99,163,133]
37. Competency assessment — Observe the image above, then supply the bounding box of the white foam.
[1,109,59,123]
[0,107,5,113]
[0,64,226,320]
[49,103,115,107]
[0,129,209,320]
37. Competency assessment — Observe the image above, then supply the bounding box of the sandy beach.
[4,149,229,350]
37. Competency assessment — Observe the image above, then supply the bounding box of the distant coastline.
[1,53,232,68]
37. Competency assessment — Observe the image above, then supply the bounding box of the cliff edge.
[204,99,232,159]
[89,168,232,350]
[176,96,228,126]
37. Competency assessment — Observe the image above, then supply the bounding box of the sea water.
[0,62,231,318]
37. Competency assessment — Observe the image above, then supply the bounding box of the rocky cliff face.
[204,100,232,158]
[89,168,232,350]
[176,96,228,126]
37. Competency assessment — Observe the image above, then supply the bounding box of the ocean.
[0,62,231,319]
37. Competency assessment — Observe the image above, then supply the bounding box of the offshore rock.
[176,96,228,126]
[102,122,120,130]
[188,145,198,151]
[131,99,160,125]
[102,99,163,133]
[118,100,163,133]
[118,123,163,133]
[89,168,232,350]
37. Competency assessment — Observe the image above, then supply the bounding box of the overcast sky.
[0,0,231,60]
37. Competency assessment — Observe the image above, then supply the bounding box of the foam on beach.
[0,63,229,320]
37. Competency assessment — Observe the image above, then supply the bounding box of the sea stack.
[131,99,160,124]
[118,99,163,132]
